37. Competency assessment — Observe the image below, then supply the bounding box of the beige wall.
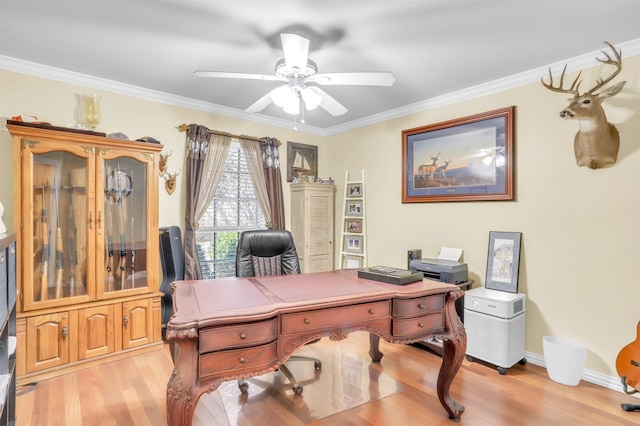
[323,54,640,378]
[0,69,327,232]
[1,53,638,381]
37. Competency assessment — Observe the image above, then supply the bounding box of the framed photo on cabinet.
[485,231,522,293]
[287,141,318,182]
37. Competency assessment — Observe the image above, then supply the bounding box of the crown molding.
[2,38,638,137]
[323,38,640,135]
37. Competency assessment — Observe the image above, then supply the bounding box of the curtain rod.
[176,123,277,145]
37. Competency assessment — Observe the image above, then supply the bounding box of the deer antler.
[588,41,622,95]
[541,64,582,95]
[164,169,181,180]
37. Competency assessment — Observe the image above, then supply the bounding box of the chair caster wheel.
[466,355,474,362]
[497,367,507,375]
[518,358,527,365]
[293,385,303,395]
[314,361,322,370]
[239,381,249,394]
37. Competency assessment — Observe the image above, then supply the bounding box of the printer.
[409,258,468,284]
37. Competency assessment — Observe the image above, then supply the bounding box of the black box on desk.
[358,266,423,285]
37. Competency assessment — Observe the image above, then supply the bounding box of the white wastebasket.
[543,336,586,386]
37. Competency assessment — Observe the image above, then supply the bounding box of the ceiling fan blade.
[281,33,309,72]
[311,72,396,86]
[194,70,280,81]
[313,87,348,116]
[246,90,276,113]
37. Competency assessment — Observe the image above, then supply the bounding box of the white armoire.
[290,183,336,273]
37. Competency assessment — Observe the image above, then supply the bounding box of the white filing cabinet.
[464,287,527,374]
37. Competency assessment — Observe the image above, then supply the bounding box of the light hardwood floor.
[16,332,640,425]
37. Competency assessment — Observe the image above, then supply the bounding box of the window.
[196,142,266,278]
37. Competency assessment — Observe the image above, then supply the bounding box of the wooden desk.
[166,269,466,425]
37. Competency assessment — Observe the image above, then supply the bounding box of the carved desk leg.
[167,330,206,426]
[437,290,467,421]
[369,333,384,362]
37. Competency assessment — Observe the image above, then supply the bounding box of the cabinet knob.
[97,210,102,229]
[89,211,94,229]
[418,322,424,328]
[304,318,310,324]
[239,333,246,340]
[0,254,4,264]
[239,356,246,364]
[418,303,425,309]
[61,325,68,341]
[368,309,375,314]
[123,314,129,328]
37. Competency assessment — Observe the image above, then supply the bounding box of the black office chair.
[235,229,322,395]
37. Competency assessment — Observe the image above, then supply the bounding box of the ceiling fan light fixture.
[283,96,300,115]
[271,84,295,107]
[301,86,321,110]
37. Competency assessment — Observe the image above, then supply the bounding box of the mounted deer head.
[159,150,172,175]
[164,169,180,195]
[541,42,625,169]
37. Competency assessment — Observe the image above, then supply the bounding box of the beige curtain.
[239,138,272,228]
[194,133,232,221]
[183,124,231,280]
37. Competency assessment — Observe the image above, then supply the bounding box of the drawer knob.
[418,303,425,309]
[304,318,310,324]
[239,333,246,340]
[418,322,424,328]
[239,356,246,363]
[368,309,375,314]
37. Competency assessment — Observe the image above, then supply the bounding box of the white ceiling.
[1,1,639,134]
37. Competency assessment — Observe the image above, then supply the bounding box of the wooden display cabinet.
[7,123,163,383]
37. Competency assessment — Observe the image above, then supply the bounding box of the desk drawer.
[199,341,277,379]
[200,318,278,353]
[393,295,445,317]
[282,301,390,333]
[393,313,444,337]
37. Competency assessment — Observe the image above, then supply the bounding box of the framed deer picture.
[402,106,515,203]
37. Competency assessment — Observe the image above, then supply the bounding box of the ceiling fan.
[194,33,395,117]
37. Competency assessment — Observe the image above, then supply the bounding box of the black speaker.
[159,226,184,338]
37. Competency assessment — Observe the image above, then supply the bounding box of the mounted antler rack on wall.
[159,150,172,176]
[163,169,180,195]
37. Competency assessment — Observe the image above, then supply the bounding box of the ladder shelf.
[339,169,367,269]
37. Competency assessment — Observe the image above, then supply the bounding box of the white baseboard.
[525,351,639,397]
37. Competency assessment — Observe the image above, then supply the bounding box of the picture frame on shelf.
[345,200,363,217]
[344,235,364,254]
[343,255,363,269]
[345,218,363,234]
[287,141,318,182]
[485,231,522,293]
[402,106,515,203]
[347,183,362,198]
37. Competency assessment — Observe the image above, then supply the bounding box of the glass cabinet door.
[22,140,95,308]
[97,151,149,296]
